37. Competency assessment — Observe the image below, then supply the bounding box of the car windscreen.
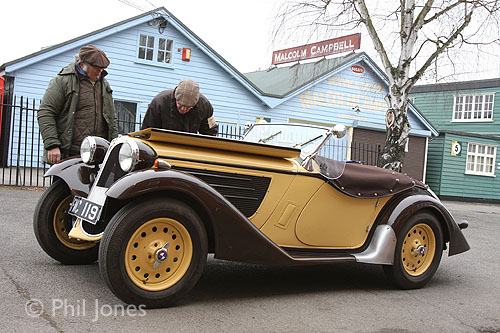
[243,123,329,158]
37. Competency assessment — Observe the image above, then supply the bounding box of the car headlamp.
[80,136,110,165]
[118,140,140,172]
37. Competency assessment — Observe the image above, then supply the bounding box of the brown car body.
[36,124,470,307]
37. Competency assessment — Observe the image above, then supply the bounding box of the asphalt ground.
[0,186,499,333]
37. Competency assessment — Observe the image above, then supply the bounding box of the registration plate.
[68,196,103,225]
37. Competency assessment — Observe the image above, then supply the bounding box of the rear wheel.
[99,198,207,308]
[33,179,98,264]
[383,212,443,289]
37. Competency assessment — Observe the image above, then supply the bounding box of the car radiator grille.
[96,143,127,188]
[173,166,271,217]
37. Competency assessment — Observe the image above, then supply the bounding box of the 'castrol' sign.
[272,33,361,65]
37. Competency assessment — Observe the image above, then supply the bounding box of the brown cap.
[79,45,110,68]
[175,79,200,107]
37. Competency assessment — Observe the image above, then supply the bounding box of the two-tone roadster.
[33,122,470,308]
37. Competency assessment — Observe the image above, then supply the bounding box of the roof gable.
[1,10,155,72]
[1,7,268,105]
[245,52,389,107]
[1,8,437,137]
[411,77,500,94]
[245,52,438,136]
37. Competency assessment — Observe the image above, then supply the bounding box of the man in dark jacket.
[141,79,218,136]
[38,45,118,164]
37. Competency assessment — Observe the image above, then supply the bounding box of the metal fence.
[0,96,380,188]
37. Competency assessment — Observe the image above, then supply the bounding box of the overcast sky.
[2,0,499,81]
[1,0,281,73]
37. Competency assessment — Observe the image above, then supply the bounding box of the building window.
[466,142,497,176]
[453,94,495,122]
[137,32,173,66]
[114,100,138,134]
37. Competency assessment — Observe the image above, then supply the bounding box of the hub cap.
[125,218,193,291]
[401,223,436,277]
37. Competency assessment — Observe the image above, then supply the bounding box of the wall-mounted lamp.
[148,16,168,34]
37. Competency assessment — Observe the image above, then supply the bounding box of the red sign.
[351,65,364,74]
[271,33,361,65]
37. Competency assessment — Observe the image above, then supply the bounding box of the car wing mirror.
[331,124,346,138]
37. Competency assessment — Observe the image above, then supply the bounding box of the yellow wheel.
[53,195,95,250]
[99,198,207,308]
[33,179,98,264]
[383,212,443,289]
[125,218,193,291]
[401,223,436,277]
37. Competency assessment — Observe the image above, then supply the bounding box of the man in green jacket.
[38,45,118,164]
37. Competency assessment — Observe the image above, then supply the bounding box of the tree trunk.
[379,94,411,172]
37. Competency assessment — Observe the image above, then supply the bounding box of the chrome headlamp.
[80,136,110,165]
[118,139,140,172]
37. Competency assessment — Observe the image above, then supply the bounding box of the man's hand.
[47,147,61,164]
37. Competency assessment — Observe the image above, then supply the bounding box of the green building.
[411,78,500,202]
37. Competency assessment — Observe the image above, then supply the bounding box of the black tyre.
[98,198,208,308]
[33,179,98,264]
[383,212,444,289]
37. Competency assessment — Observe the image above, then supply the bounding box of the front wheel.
[33,178,98,264]
[98,198,208,308]
[383,212,444,289]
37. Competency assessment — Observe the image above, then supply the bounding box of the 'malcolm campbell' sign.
[272,33,361,65]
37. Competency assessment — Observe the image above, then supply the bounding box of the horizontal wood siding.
[425,135,445,194]
[438,133,500,200]
[411,88,500,135]
[273,66,388,126]
[7,21,269,166]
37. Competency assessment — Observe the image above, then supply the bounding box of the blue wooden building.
[1,7,436,181]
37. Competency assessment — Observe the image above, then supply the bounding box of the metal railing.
[0,96,380,187]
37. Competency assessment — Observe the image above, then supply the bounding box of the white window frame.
[136,31,174,68]
[465,142,497,177]
[452,93,495,122]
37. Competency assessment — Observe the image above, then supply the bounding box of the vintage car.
[33,122,470,308]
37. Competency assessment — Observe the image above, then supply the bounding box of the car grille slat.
[96,144,127,188]
[173,166,271,217]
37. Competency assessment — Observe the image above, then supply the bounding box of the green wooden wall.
[411,87,500,135]
[425,135,445,194]
[428,133,500,200]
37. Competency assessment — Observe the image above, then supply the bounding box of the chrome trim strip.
[353,225,396,265]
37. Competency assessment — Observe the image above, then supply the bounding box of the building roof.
[245,53,359,97]
[1,7,438,136]
[0,7,268,105]
[411,77,500,94]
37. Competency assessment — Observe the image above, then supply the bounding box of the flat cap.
[79,45,110,68]
[175,79,200,107]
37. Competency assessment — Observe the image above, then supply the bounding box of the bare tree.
[274,0,500,172]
